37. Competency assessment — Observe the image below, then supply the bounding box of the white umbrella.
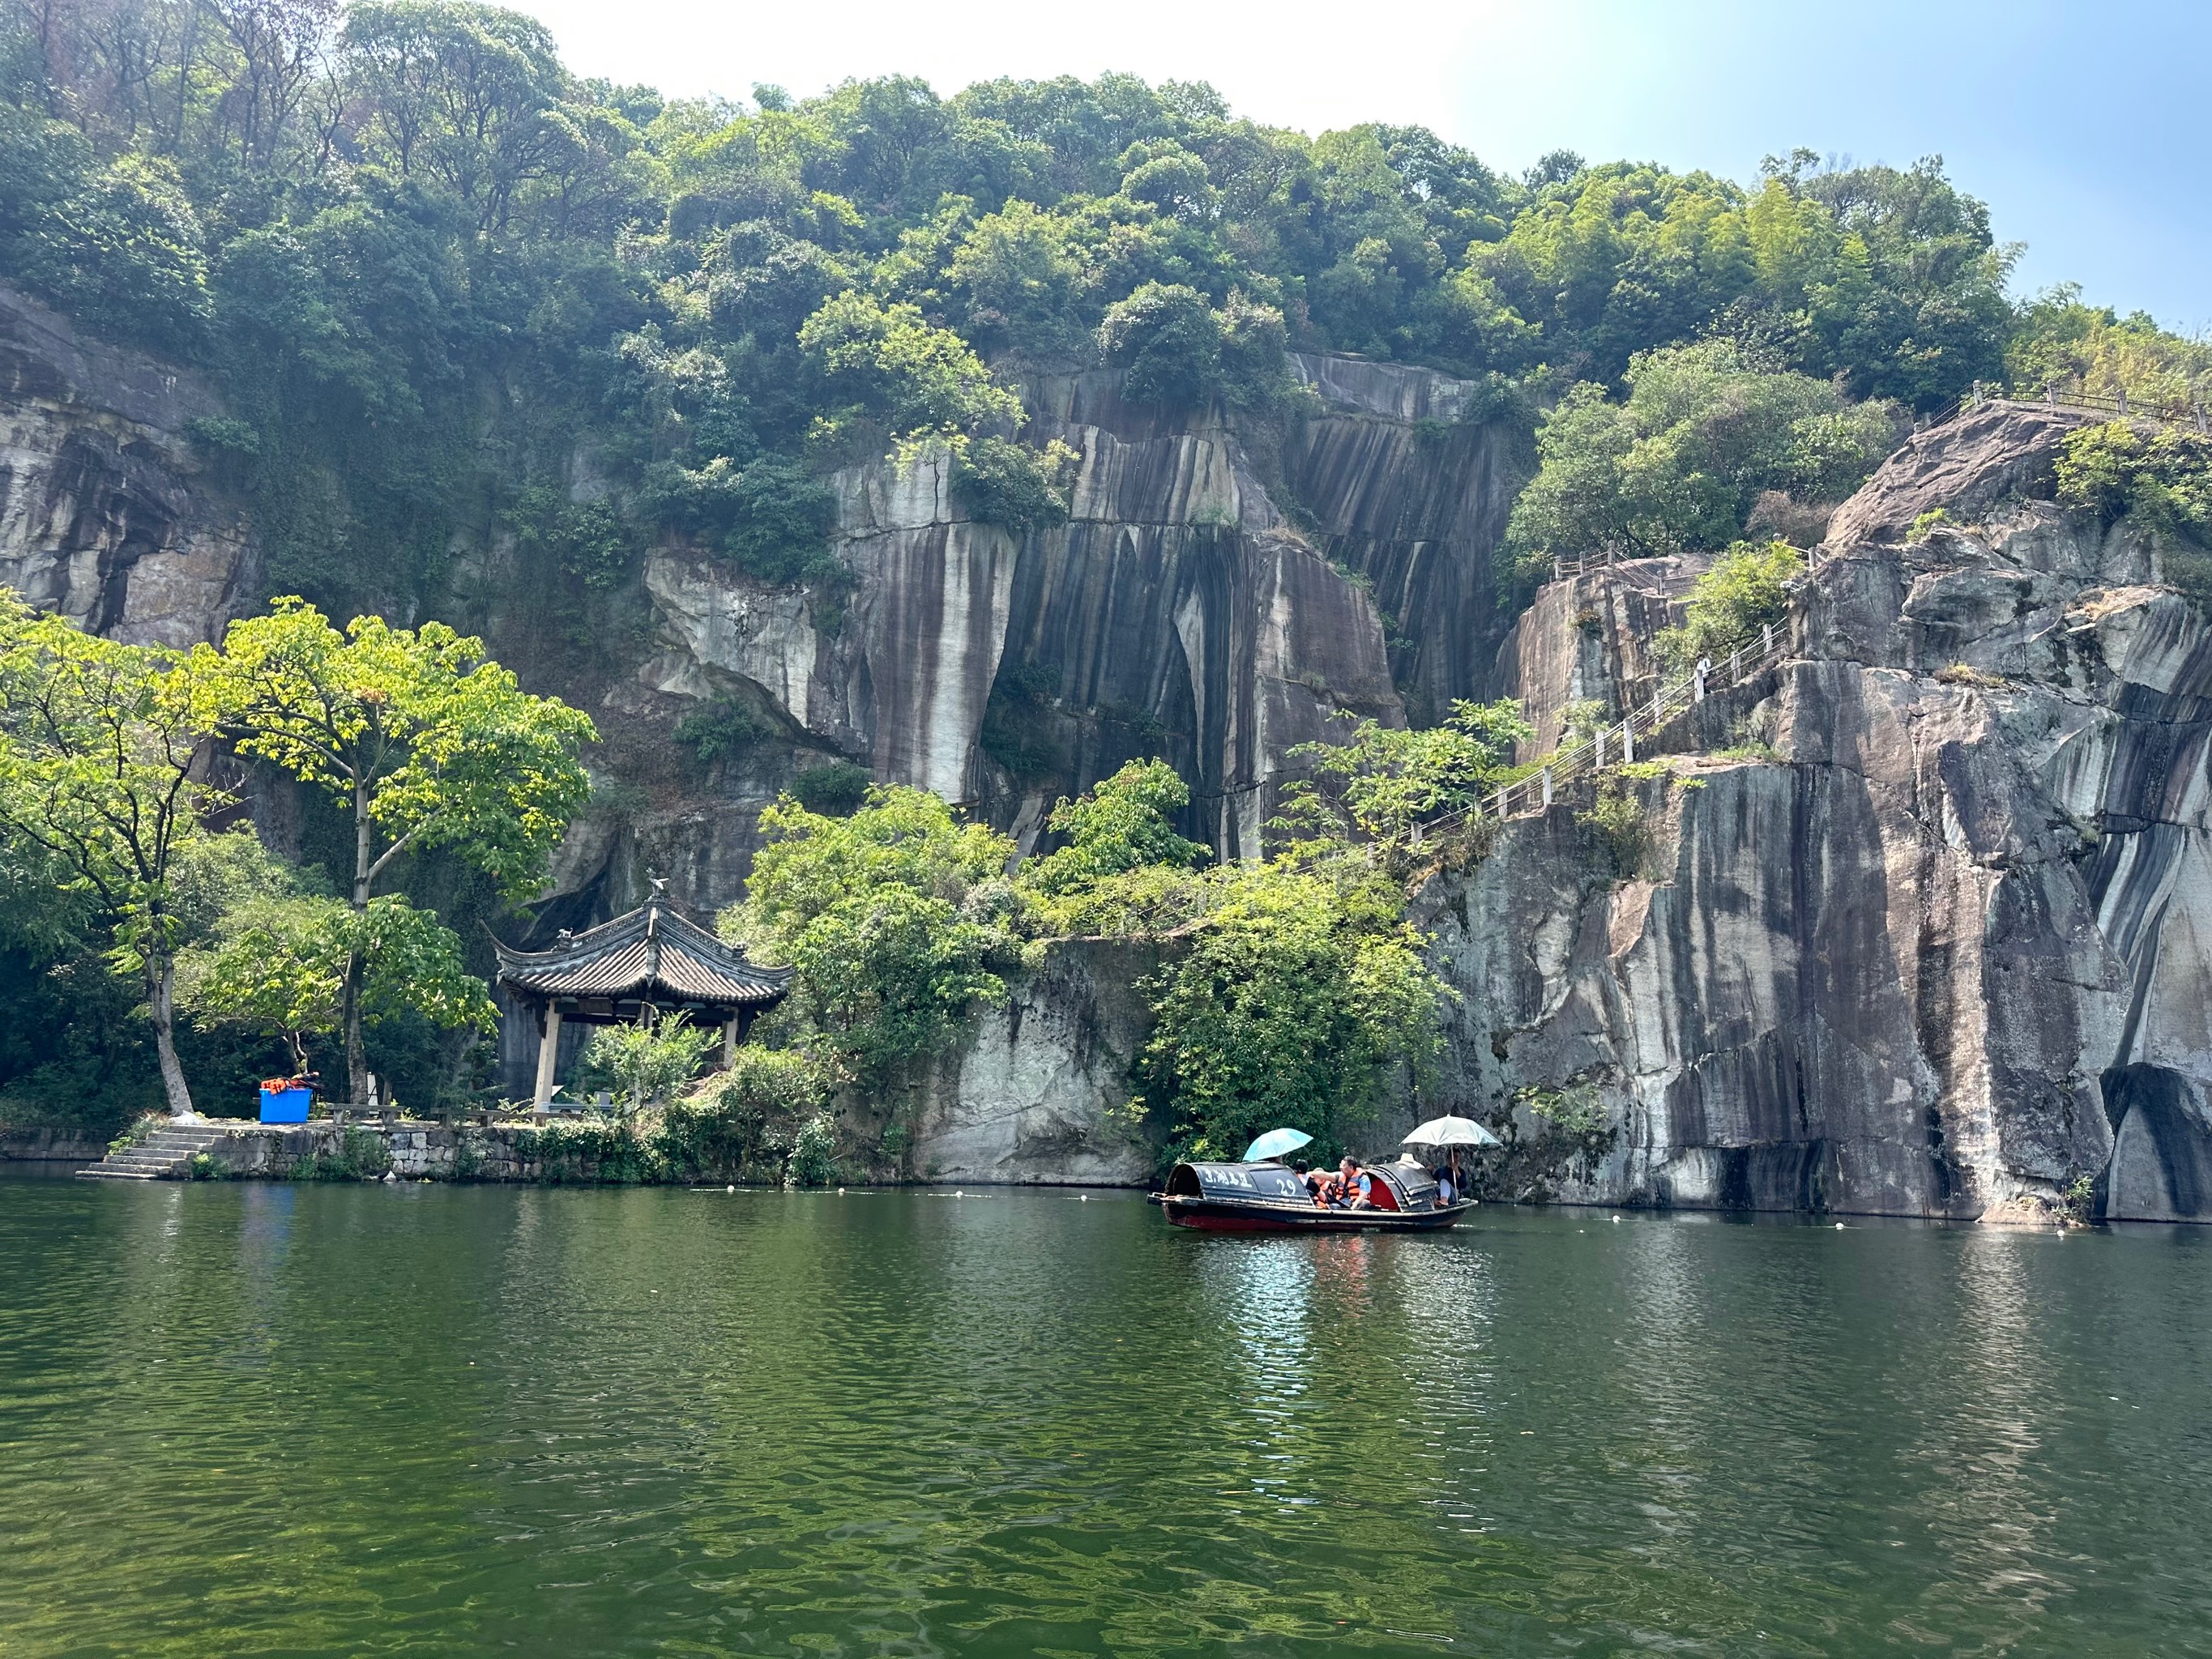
[1402,1114,1501,1149]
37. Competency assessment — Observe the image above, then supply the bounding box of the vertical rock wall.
[1435,404,2212,1221]
[1281,354,1531,721]
[0,283,254,645]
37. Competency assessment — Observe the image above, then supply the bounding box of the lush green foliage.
[0,8,2073,633]
[724,786,1018,1083]
[574,1010,717,1115]
[0,599,229,1113]
[655,1046,835,1183]
[1505,342,1898,575]
[2054,423,2212,542]
[1013,761,1448,1166]
[2009,288,2212,412]
[1654,540,1805,670]
[176,841,497,1081]
[185,597,593,1098]
[673,697,775,765]
[188,600,596,899]
[787,760,873,816]
[1131,855,1446,1166]
[2056,423,2212,608]
[0,594,580,1120]
[1289,698,1531,853]
[1027,761,1209,891]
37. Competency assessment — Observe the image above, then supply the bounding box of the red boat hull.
[1152,1195,1474,1232]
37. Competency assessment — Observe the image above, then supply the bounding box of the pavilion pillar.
[533,1004,563,1106]
[722,1013,739,1069]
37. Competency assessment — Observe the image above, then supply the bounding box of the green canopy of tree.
[1652,540,1807,671]
[176,830,497,1078]
[0,9,2112,625]
[723,785,1019,1086]
[1131,854,1446,1167]
[1026,760,1209,892]
[1505,342,1899,578]
[1289,698,1532,854]
[0,599,226,1115]
[574,1009,717,1116]
[183,598,595,1102]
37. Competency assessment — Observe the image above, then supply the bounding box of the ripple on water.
[2,1183,2211,1656]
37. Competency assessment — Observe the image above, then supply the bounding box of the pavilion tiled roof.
[493,901,790,1007]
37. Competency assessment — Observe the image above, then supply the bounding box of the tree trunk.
[346,778,373,1107]
[147,956,194,1119]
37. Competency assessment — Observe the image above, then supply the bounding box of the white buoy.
[1611,1215,1620,1223]
[726,1184,735,1192]
[838,1187,847,1196]
[1835,1222,1845,1230]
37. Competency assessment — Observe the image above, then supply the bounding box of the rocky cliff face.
[896,936,1164,1185]
[621,356,1518,894]
[1430,403,2212,1222]
[1281,355,1530,723]
[0,283,254,646]
[40,289,2212,1218]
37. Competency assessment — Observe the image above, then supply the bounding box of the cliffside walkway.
[1502,383,2209,826]
[1984,381,2210,435]
[1420,621,1788,838]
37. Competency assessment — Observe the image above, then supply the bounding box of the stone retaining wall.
[1,1129,108,1163]
[200,1120,644,1183]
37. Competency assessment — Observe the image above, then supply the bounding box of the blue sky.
[515,0,2209,332]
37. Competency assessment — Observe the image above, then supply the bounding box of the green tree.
[338,0,574,230]
[1505,341,1898,577]
[1134,855,1445,1166]
[798,290,1023,450]
[176,833,496,1082]
[1098,281,1221,406]
[0,600,226,1116]
[2009,287,2212,413]
[1292,698,1531,852]
[574,1009,716,1115]
[1025,759,1209,898]
[184,599,596,1104]
[1653,539,1805,670]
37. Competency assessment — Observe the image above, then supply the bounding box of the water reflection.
[6,1184,2212,1656]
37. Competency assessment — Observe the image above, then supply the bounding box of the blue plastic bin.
[259,1086,311,1124]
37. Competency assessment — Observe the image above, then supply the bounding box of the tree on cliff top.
[1503,340,1899,582]
[0,599,227,1116]
[183,599,596,1106]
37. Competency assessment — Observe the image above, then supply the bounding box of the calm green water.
[3,1180,2210,1657]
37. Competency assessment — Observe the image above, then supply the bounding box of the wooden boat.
[1151,1158,1474,1232]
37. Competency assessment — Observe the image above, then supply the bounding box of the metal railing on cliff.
[1984,378,2211,434]
[1414,620,1789,839]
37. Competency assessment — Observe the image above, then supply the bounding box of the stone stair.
[75,1120,228,1181]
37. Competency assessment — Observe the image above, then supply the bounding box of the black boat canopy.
[1166,1162,1311,1204]
[1164,1158,1445,1212]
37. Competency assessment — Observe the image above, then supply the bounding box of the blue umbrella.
[1242,1127,1314,1162]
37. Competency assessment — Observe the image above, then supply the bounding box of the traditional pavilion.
[493,897,791,1106]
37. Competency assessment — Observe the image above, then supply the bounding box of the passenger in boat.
[1435,1166,1457,1205]
[1294,1161,1325,1205]
[1335,1157,1377,1209]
